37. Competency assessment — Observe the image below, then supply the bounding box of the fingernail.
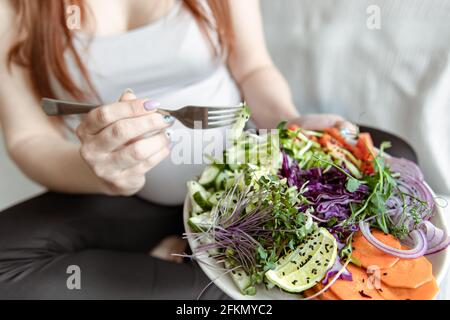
[165,129,175,142]
[163,115,175,124]
[340,128,350,137]
[144,100,161,111]
[124,88,134,94]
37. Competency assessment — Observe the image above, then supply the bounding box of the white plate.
[183,187,450,300]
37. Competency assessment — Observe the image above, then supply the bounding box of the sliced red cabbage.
[322,256,353,284]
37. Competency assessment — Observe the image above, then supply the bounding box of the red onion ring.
[426,236,450,255]
[359,222,428,259]
[387,158,424,181]
[420,221,450,254]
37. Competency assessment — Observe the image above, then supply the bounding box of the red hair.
[7,0,234,101]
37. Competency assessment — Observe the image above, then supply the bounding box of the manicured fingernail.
[124,88,134,94]
[144,100,160,111]
[340,128,350,137]
[163,115,175,124]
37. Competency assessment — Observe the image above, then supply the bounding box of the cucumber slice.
[188,212,213,232]
[201,235,220,256]
[225,148,246,167]
[198,165,220,187]
[224,175,236,189]
[208,191,224,206]
[187,181,210,215]
[193,192,212,211]
[228,163,240,171]
[225,260,255,295]
[215,171,229,191]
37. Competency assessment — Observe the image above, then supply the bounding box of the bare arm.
[0,1,171,196]
[0,2,105,194]
[227,0,353,132]
[227,0,298,129]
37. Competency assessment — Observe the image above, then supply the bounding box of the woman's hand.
[288,114,357,134]
[76,90,174,196]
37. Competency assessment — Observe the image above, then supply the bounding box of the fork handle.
[41,98,174,118]
[41,98,99,116]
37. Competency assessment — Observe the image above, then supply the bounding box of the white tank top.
[59,0,242,205]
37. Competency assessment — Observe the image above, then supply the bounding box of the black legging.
[0,193,227,300]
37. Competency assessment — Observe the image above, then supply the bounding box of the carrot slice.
[378,278,439,300]
[324,128,347,145]
[287,124,300,131]
[352,231,401,269]
[329,264,384,300]
[380,256,433,289]
[314,283,340,300]
[356,133,375,161]
[318,134,332,148]
[303,288,320,300]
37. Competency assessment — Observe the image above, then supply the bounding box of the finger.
[122,146,170,177]
[111,132,171,170]
[119,88,137,101]
[296,114,345,131]
[335,120,359,137]
[96,113,174,151]
[83,99,161,134]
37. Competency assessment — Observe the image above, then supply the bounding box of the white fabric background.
[261,0,450,196]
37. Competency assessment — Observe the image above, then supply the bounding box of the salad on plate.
[185,106,449,300]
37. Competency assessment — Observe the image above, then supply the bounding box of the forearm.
[8,135,109,195]
[239,65,299,129]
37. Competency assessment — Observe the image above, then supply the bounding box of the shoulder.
[228,0,260,17]
[0,0,18,57]
[0,0,15,33]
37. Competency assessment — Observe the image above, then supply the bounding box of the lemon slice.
[265,228,337,293]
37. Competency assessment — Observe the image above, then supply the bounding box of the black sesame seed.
[359,290,372,299]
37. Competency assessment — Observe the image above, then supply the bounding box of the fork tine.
[208,114,239,121]
[208,118,238,128]
[207,108,241,115]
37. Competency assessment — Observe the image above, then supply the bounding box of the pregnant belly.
[138,65,242,205]
[139,125,229,205]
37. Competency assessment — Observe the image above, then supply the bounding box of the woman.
[0,0,350,299]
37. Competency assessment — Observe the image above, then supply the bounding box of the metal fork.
[41,98,242,129]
